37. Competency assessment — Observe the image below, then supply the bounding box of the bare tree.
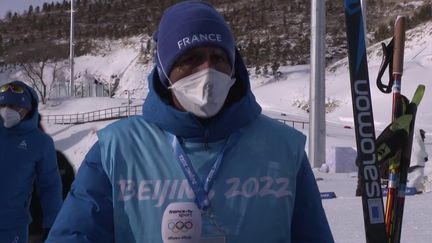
[21,58,49,103]
[5,41,69,104]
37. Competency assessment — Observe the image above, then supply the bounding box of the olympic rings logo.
[167,220,193,233]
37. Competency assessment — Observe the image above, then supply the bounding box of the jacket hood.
[0,80,39,133]
[142,48,261,142]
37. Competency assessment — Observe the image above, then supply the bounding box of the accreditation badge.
[162,202,202,243]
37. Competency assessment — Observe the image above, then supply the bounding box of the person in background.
[407,129,428,193]
[28,116,75,243]
[46,1,334,242]
[0,80,63,243]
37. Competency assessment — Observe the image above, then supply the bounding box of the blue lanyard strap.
[165,132,239,210]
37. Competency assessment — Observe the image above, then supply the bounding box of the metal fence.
[42,105,309,129]
[278,119,308,130]
[43,105,142,124]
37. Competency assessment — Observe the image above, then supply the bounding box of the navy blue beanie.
[0,81,32,110]
[154,0,235,87]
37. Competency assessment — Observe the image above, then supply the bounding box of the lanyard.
[165,132,239,210]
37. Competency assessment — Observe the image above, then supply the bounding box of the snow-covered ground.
[2,18,432,243]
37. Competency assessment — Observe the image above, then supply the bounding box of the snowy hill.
[2,19,427,174]
[254,20,432,132]
[1,17,432,243]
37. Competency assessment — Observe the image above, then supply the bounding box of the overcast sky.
[0,0,62,19]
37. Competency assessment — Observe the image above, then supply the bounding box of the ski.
[391,85,425,243]
[374,85,425,242]
[343,1,387,242]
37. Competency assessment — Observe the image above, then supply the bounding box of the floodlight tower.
[361,0,368,46]
[69,0,75,96]
[309,0,326,168]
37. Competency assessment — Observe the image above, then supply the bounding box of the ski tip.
[415,84,425,94]
[412,84,426,105]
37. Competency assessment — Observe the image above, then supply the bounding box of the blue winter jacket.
[46,50,334,243]
[0,81,63,229]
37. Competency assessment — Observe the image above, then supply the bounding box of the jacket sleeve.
[291,152,334,243]
[46,142,114,243]
[36,136,63,228]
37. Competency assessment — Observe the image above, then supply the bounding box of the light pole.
[309,0,326,168]
[361,0,368,46]
[69,0,75,96]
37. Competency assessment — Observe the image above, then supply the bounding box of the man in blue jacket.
[0,80,63,243]
[47,1,334,242]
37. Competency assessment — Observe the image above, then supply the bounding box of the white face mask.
[169,68,235,118]
[0,107,22,128]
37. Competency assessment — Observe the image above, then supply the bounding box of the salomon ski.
[343,0,387,242]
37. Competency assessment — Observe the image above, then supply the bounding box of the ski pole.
[385,15,406,243]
